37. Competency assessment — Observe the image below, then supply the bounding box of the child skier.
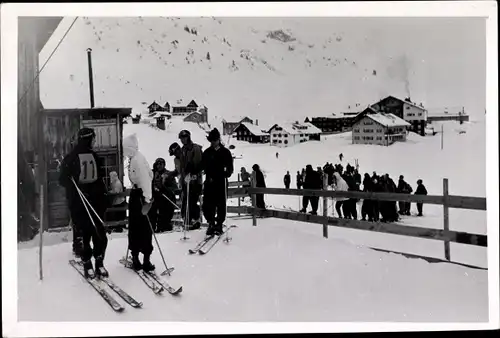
[123,134,155,272]
[149,158,176,233]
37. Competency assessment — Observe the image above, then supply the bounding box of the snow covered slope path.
[18,219,487,322]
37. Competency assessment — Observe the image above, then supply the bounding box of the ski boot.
[83,260,95,279]
[213,224,223,237]
[95,255,109,278]
[142,254,155,272]
[206,222,216,237]
[131,253,142,271]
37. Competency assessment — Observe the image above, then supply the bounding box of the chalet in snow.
[351,107,411,146]
[269,122,322,147]
[370,96,427,136]
[233,122,270,144]
[147,99,201,117]
[222,116,254,135]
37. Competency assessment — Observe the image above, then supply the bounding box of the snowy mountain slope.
[40,17,486,127]
[18,218,488,322]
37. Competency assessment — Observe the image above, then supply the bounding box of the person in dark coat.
[296,171,303,189]
[414,179,428,216]
[149,158,176,233]
[371,176,383,222]
[343,172,358,220]
[59,128,109,278]
[252,164,266,210]
[284,171,291,189]
[201,128,234,236]
[178,130,203,230]
[300,165,322,215]
[339,153,344,162]
[361,173,374,221]
[381,174,398,222]
[240,167,251,202]
[397,175,413,216]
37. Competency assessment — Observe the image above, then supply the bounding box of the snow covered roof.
[223,115,252,123]
[239,122,269,136]
[365,113,411,127]
[270,122,322,135]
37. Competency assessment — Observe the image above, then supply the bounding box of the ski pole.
[223,177,231,243]
[71,177,105,226]
[162,193,180,210]
[141,199,174,276]
[71,178,102,240]
[181,179,190,240]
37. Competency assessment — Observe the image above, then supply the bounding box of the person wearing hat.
[414,179,428,216]
[59,127,109,278]
[178,130,203,230]
[201,128,234,236]
[149,158,176,233]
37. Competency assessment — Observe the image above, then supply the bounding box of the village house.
[370,95,427,136]
[171,99,199,116]
[352,108,411,146]
[268,121,322,147]
[222,116,254,135]
[232,122,270,143]
[147,101,164,113]
[183,106,208,124]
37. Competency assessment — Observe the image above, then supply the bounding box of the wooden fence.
[225,172,487,267]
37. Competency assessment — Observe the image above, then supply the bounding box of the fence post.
[322,175,328,238]
[251,171,257,226]
[237,173,241,216]
[39,185,44,281]
[443,178,451,261]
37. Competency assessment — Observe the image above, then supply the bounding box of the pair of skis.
[69,259,142,313]
[119,257,183,295]
[188,225,236,255]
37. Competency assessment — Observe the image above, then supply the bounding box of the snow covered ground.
[17,117,488,322]
[18,218,488,322]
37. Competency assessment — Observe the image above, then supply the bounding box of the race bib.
[78,153,98,184]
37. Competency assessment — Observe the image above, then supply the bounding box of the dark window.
[284,140,288,145]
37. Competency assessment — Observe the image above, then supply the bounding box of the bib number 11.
[78,153,98,184]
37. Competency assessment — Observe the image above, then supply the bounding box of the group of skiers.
[285,161,428,222]
[59,126,234,279]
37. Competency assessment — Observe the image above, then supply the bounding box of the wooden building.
[38,108,131,229]
[233,122,270,143]
[183,107,208,123]
[370,96,427,136]
[18,17,63,240]
[352,111,410,146]
[222,116,253,135]
[172,99,199,116]
[307,112,361,134]
[147,101,163,113]
[269,122,322,147]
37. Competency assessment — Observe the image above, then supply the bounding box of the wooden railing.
[225,172,487,267]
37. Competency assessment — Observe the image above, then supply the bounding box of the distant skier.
[339,153,344,162]
[276,152,279,159]
[123,134,155,272]
[414,179,428,216]
[201,128,234,236]
[59,128,109,278]
[178,130,203,230]
[252,164,267,210]
[284,171,291,189]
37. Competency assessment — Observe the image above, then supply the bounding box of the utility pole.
[441,124,444,150]
[87,48,95,108]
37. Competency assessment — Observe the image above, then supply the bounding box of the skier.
[339,153,344,162]
[107,171,127,229]
[296,171,303,189]
[123,134,155,272]
[59,127,109,278]
[168,142,182,191]
[252,164,267,209]
[178,130,203,230]
[149,158,176,233]
[300,165,322,215]
[201,128,234,236]
[332,172,349,218]
[276,152,279,159]
[284,171,291,189]
[415,179,428,216]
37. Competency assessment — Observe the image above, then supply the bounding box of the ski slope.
[18,218,488,322]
